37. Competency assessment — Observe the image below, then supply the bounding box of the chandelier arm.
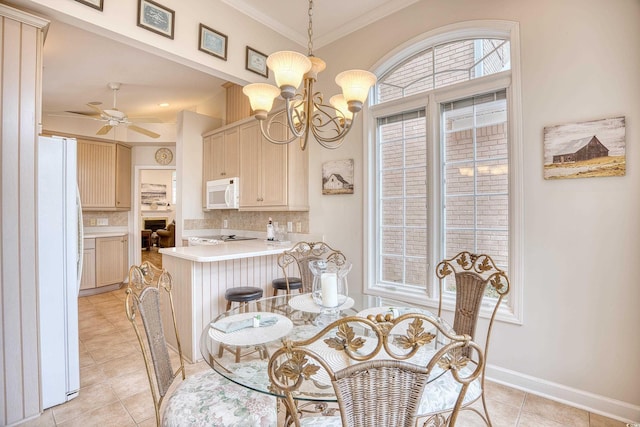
[311,113,357,149]
[259,116,299,145]
[284,97,306,139]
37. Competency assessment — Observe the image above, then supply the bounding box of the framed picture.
[198,24,227,60]
[322,159,354,195]
[543,116,626,180]
[137,0,175,39]
[75,0,103,11]
[246,46,268,78]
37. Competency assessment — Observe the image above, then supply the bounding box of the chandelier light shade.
[266,51,311,98]
[242,83,280,120]
[335,70,378,112]
[242,0,376,150]
[329,94,353,121]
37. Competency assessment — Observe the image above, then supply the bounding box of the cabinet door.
[209,133,226,179]
[95,236,128,287]
[239,122,262,207]
[202,135,214,207]
[80,240,96,290]
[115,144,131,209]
[223,127,240,177]
[260,135,287,206]
[77,140,115,208]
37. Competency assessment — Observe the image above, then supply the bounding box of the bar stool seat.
[221,286,266,362]
[224,286,264,310]
[271,277,302,296]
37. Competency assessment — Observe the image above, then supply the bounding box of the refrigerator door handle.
[76,187,83,294]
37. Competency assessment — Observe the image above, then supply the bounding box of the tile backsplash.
[185,211,309,233]
[82,211,128,228]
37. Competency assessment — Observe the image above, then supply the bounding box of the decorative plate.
[209,312,293,346]
[155,147,173,165]
[288,294,355,313]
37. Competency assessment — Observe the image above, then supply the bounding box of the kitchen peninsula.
[159,240,295,362]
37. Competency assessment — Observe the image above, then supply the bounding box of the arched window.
[365,21,523,323]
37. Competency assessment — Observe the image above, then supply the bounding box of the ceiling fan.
[67,82,161,139]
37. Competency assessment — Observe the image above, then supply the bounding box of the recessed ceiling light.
[158,102,170,107]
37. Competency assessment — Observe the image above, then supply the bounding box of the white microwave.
[206,177,240,209]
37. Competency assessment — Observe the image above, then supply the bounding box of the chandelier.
[242,0,377,150]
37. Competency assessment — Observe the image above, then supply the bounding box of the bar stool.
[219,286,267,362]
[271,276,303,296]
[224,286,263,311]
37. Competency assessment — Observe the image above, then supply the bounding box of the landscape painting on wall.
[543,116,626,180]
[322,159,354,195]
[141,183,168,206]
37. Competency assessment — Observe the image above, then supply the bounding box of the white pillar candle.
[321,273,338,307]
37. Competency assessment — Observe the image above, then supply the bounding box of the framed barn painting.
[543,116,626,180]
[322,159,354,195]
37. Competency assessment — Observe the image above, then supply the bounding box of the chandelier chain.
[307,0,314,56]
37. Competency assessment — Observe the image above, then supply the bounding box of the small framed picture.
[246,46,268,78]
[137,0,175,39]
[198,24,227,61]
[75,0,103,11]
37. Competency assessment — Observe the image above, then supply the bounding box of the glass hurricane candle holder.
[309,259,352,326]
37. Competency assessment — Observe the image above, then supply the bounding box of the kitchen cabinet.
[238,120,309,211]
[79,238,96,291]
[202,127,239,207]
[77,139,131,210]
[96,235,129,287]
[80,235,128,294]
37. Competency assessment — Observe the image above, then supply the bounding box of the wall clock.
[155,148,173,165]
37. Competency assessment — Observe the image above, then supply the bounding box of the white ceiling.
[40,0,418,131]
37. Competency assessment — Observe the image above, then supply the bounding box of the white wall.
[10,0,302,86]
[312,0,640,420]
[176,110,222,243]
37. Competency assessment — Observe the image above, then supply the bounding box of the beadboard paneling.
[161,253,288,363]
[0,5,49,425]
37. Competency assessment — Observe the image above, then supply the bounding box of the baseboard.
[486,364,640,424]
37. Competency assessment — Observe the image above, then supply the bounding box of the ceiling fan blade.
[48,111,103,120]
[128,124,160,139]
[96,124,113,135]
[86,103,105,115]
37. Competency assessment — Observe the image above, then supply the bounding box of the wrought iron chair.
[275,241,347,295]
[268,313,484,427]
[125,261,277,427]
[416,252,510,426]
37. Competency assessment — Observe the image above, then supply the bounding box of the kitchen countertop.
[159,240,293,262]
[83,231,128,239]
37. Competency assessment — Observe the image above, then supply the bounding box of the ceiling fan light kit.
[242,0,376,150]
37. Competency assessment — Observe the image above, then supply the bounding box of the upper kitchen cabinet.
[238,120,308,211]
[77,139,131,210]
[202,127,239,208]
[203,127,239,180]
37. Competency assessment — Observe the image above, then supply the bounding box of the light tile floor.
[19,287,627,427]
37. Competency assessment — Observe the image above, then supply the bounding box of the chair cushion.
[300,416,342,427]
[417,365,482,415]
[162,369,277,427]
[225,287,263,302]
[271,277,302,290]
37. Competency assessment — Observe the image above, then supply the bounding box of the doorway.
[134,167,176,267]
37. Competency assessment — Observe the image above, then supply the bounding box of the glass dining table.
[199,292,452,405]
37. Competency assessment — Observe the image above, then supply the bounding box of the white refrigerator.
[37,136,81,409]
